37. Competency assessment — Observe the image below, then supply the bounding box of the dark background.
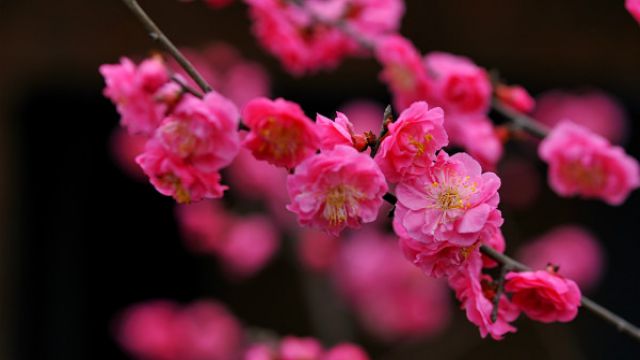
[1,0,640,359]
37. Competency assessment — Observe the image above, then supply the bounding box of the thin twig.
[479,244,640,342]
[121,0,213,93]
[491,264,510,323]
[171,75,204,98]
[491,98,550,138]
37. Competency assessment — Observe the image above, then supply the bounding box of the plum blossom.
[316,112,361,151]
[115,300,244,360]
[393,151,502,246]
[505,269,581,323]
[243,97,319,169]
[375,35,431,111]
[244,337,370,360]
[335,229,451,340]
[448,253,520,340]
[626,0,640,24]
[338,100,385,134]
[322,343,370,360]
[374,101,448,182]
[446,116,503,170]
[137,92,241,203]
[109,127,148,180]
[538,121,640,205]
[287,145,388,235]
[423,52,491,117]
[100,56,173,136]
[298,229,341,272]
[517,225,605,291]
[495,84,535,114]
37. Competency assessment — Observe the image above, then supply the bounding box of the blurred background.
[1,0,640,359]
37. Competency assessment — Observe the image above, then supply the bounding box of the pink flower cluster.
[627,0,640,24]
[539,121,639,205]
[101,56,246,203]
[245,337,369,360]
[334,229,451,340]
[374,37,503,169]
[245,0,403,74]
[116,300,244,360]
[176,200,280,278]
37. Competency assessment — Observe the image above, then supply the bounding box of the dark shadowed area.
[1,0,640,359]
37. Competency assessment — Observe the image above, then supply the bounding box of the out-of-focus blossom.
[505,269,581,323]
[517,225,605,291]
[375,35,431,111]
[316,112,358,151]
[374,101,448,182]
[244,337,370,360]
[110,127,148,180]
[287,145,388,235]
[176,202,280,278]
[445,116,502,171]
[322,343,369,360]
[298,229,341,272]
[100,56,173,136]
[393,151,502,246]
[538,121,639,205]
[226,148,289,203]
[219,215,280,278]
[626,0,640,24]
[335,230,451,340]
[115,300,244,360]
[423,52,491,118]
[243,97,319,169]
[448,253,520,340]
[280,337,324,360]
[533,90,629,144]
[137,93,241,203]
[495,84,535,113]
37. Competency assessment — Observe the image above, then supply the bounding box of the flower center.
[561,160,605,192]
[407,133,433,156]
[323,185,363,226]
[428,174,477,214]
[161,121,198,158]
[259,117,301,159]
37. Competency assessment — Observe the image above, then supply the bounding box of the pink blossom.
[100,56,172,136]
[322,343,369,360]
[495,84,535,113]
[115,300,244,360]
[244,344,276,360]
[245,0,353,75]
[375,35,430,110]
[446,116,503,170]
[393,151,502,246]
[243,97,319,169]
[176,200,232,254]
[287,145,388,235]
[517,225,605,291]
[533,89,629,144]
[505,270,581,323]
[137,92,241,203]
[279,337,323,360]
[116,301,181,360]
[174,300,245,360]
[335,229,451,340]
[298,229,340,272]
[626,0,640,24]
[219,215,280,278]
[448,253,520,340]
[226,148,289,203]
[374,101,448,182]
[316,112,357,151]
[423,52,492,117]
[538,121,640,205]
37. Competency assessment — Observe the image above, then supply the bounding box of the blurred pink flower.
[338,100,385,134]
[280,337,323,360]
[626,0,640,24]
[505,269,581,323]
[287,145,388,236]
[226,148,289,203]
[316,112,357,151]
[243,97,319,169]
[374,101,448,182]
[517,225,605,291]
[335,229,451,340]
[375,35,431,111]
[219,215,280,278]
[495,84,535,113]
[446,116,503,171]
[176,200,232,254]
[298,229,341,272]
[533,89,629,144]
[116,300,244,360]
[244,337,370,360]
[538,121,639,205]
[322,343,369,360]
[100,56,172,136]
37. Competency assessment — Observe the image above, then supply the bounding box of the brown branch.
[491,98,550,138]
[121,0,213,93]
[170,75,204,99]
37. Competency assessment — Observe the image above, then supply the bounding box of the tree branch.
[121,0,213,93]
